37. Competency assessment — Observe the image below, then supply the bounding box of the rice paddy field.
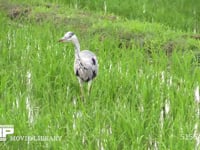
[0,0,200,149]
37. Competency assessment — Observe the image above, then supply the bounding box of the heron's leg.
[88,80,92,95]
[78,78,84,100]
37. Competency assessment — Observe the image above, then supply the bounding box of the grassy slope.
[0,0,200,149]
[54,0,200,33]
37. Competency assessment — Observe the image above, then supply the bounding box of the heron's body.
[74,50,97,82]
[59,31,98,98]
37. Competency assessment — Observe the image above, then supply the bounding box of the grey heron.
[59,31,98,98]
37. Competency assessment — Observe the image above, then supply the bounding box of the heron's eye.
[69,32,74,38]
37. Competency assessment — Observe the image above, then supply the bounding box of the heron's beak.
[58,39,64,42]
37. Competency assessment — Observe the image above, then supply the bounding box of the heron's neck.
[72,36,81,59]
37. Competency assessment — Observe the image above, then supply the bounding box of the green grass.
[55,0,200,33]
[7,0,200,32]
[0,0,200,149]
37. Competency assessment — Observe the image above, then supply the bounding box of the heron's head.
[59,31,75,42]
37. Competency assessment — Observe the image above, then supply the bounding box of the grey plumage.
[59,31,98,97]
[74,50,97,82]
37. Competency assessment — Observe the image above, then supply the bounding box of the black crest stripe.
[92,58,96,65]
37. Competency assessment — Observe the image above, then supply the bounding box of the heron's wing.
[77,50,98,79]
[80,50,98,70]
